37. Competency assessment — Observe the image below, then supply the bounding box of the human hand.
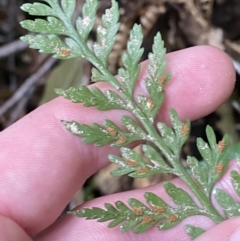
[0,46,238,241]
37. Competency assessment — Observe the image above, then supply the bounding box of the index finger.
[0,46,235,234]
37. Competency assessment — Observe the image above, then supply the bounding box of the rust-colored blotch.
[133,207,143,216]
[116,135,127,144]
[158,75,166,85]
[137,167,150,174]
[167,214,178,222]
[141,215,154,224]
[217,140,226,153]
[125,158,139,167]
[59,48,71,56]
[153,206,165,214]
[106,127,118,136]
[215,163,224,174]
[181,124,189,136]
[147,99,155,110]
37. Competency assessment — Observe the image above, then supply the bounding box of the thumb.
[195,217,240,241]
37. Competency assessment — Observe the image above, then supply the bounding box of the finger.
[0,46,235,234]
[159,45,236,123]
[0,215,32,241]
[195,217,240,241]
[36,162,240,241]
[36,180,210,241]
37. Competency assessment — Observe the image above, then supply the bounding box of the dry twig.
[0,57,57,117]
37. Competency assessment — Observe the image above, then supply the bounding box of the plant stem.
[176,164,224,223]
[52,2,122,90]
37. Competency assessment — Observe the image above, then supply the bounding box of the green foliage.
[215,188,240,218]
[69,191,201,233]
[20,34,80,58]
[109,145,173,178]
[190,126,230,197]
[76,0,98,41]
[93,0,119,67]
[20,0,239,239]
[55,86,126,110]
[62,120,116,146]
[20,3,56,16]
[143,32,170,119]
[118,24,143,95]
[185,225,205,240]
[231,170,240,196]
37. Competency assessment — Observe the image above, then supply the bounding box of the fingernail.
[229,228,240,241]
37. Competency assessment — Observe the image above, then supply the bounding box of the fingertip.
[195,217,240,241]
[161,45,235,122]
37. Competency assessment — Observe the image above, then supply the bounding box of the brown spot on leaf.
[106,127,118,136]
[59,47,71,56]
[215,163,224,174]
[147,99,155,110]
[133,207,143,216]
[181,124,189,136]
[158,75,167,85]
[125,158,139,167]
[167,214,178,222]
[141,215,154,224]
[137,167,150,174]
[217,140,226,153]
[116,135,127,144]
[152,206,165,214]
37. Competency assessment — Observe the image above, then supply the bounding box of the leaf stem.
[176,164,224,223]
[52,1,122,90]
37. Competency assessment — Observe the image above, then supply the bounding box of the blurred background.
[0,0,240,209]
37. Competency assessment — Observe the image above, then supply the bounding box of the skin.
[0,45,239,241]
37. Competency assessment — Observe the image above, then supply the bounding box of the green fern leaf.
[20,2,56,16]
[145,192,199,231]
[62,121,115,146]
[142,144,172,172]
[231,171,240,197]
[169,109,190,153]
[20,34,80,58]
[159,212,190,230]
[144,33,171,119]
[128,198,160,233]
[110,146,173,178]
[215,189,240,218]
[137,95,156,121]
[185,225,205,240]
[110,147,147,177]
[157,122,176,152]
[20,17,67,35]
[164,182,199,209]
[76,0,98,41]
[103,119,144,147]
[197,126,230,192]
[55,86,126,110]
[196,137,212,167]
[187,156,209,195]
[41,0,59,5]
[148,32,168,82]
[61,0,76,19]
[206,125,217,153]
[91,67,107,82]
[119,24,143,94]
[93,0,120,67]
[121,115,147,138]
